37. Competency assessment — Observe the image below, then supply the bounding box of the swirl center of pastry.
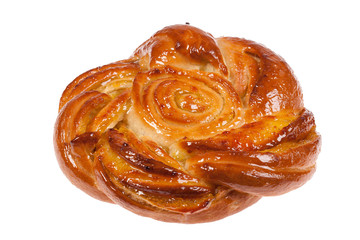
[176,92,208,113]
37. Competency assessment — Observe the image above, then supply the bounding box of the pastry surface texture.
[54,25,321,223]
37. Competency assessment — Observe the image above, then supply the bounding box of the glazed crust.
[54,25,321,223]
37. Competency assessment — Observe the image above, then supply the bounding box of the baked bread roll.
[54,25,321,223]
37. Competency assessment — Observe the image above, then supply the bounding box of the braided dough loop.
[54,24,321,223]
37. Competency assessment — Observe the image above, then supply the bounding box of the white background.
[1,0,359,239]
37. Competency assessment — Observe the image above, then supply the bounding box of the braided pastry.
[54,25,321,223]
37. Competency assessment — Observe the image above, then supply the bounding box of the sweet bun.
[54,24,321,223]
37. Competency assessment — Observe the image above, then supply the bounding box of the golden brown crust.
[185,130,320,196]
[217,37,304,122]
[133,25,228,75]
[54,24,321,223]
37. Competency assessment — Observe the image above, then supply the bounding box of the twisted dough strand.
[54,25,321,223]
